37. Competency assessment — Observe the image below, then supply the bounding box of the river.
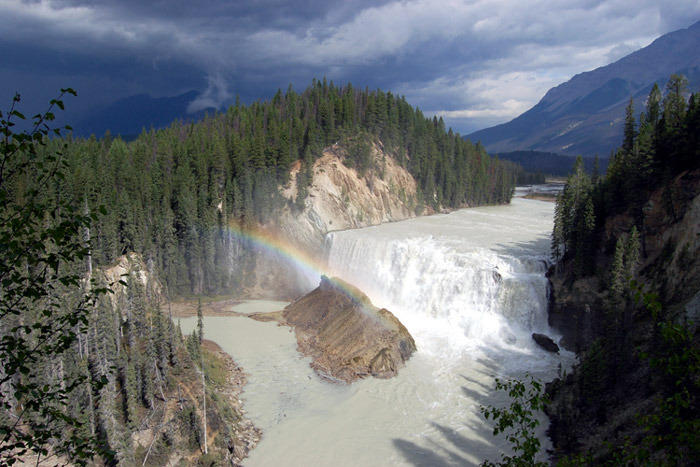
[180,197,574,466]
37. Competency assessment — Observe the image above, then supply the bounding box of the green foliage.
[623,225,640,282]
[480,375,549,467]
[609,238,626,303]
[552,74,699,281]
[187,331,202,363]
[633,289,700,464]
[177,404,203,450]
[48,79,516,296]
[0,92,252,465]
[551,156,596,276]
[565,288,700,464]
[548,73,699,465]
[197,298,204,344]
[0,91,114,464]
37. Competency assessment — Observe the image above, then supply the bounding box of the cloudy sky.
[2,0,699,134]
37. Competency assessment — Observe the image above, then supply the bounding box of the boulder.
[282,276,417,383]
[532,333,560,353]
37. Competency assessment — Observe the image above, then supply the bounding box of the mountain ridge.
[74,90,213,138]
[468,20,700,157]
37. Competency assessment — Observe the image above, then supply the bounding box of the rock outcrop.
[532,333,560,353]
[277,143,420,252]
[281,276,416,383]
[101,252,162,315]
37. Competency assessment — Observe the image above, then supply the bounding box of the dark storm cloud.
[1,0,699,133]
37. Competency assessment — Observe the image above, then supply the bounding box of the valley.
[179,196,573,466]
[1,8,698,466]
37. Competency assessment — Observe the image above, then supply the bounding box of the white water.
[182,197,574,466]
[326,197,560,369]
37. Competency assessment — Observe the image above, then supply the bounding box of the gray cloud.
[1,0,698,134]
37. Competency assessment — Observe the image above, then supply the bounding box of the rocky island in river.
[252,276,417,383]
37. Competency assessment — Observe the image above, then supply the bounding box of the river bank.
[176,199,573,466]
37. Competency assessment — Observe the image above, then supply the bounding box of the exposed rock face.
[238,142,423,299]
[277,143,420,252]
[223,142,422,299]
[282,276,417,383]
[101,252,162,314]
[621,169,700,309]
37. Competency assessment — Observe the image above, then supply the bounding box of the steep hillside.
[546,169,700,464]
[233,141,423,298]
[102,255,261,466]
[278,142,420,250]
[543,81,699,463]
[468,21,700,157]
[9,252,261,465]
[496,150,607,176]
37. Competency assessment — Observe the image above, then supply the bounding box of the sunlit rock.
[282,276,416,383]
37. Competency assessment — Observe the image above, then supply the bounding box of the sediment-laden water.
[182,197,574,466]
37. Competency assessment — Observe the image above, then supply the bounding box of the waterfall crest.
[324,199,558,356]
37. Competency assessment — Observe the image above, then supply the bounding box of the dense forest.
[496,150,607,178]
[43,78,517,296]
[1,80,519,464]
[546,74,699,464]
[1,93,260,464]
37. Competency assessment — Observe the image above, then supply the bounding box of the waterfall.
[324,201,556,356]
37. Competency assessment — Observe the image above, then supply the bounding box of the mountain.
[74,90,211,138]
[496,150,608,176]
[468,20,700,157]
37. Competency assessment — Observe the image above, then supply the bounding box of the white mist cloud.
[187,73,231,113]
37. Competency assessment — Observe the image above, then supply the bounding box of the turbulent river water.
[181,197,574,466]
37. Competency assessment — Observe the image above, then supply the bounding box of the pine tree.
[623,98,637,154]
[197,298,204,344]
[610,238,626,303]
[123,356,139,428]
[551,192,564,266]
[663,74,689,133]
[624,226,640,281]
[646,83,662,127]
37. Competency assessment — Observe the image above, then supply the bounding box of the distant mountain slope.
[496,150,608,176]
[468,20,700,157]
[74,90,211,138]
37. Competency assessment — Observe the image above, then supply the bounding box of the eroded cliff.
[277,142,420,251]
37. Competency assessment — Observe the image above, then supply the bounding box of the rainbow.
[224,222,371,305]
[225,221,326,277]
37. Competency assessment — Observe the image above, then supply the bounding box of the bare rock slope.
[277,143,419,251]
[281,276,417,383]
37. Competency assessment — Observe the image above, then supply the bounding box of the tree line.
[1,91,245,465]
[551,74,700,279]
[41,78,517,296]
[1,80,519,464]
[544,74,699,464]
